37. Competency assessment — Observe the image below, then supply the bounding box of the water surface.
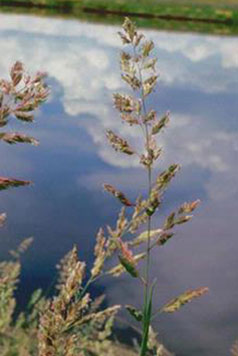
[0,12,238,356]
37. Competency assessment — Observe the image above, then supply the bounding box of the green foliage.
[1,0,238,36]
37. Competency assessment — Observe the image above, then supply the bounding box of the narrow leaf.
[126,305,143,322]
[118,254,139,278]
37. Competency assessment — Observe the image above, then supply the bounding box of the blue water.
[0,12,238,355]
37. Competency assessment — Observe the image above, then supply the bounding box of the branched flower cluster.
[0,20,212,356]
[0,62,49,192]
[38,245,120,356]
[101,17,208,356]
[0,63,121,356]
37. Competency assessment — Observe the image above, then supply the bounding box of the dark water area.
[0,12,238,355]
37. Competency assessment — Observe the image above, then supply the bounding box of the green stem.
[140,282,154,356]
[136,48,153,356]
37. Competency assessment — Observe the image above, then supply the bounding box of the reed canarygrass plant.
[0,63,121,356]
[100,17,209,355]
[0,61,49,355]
[0,19,211,356]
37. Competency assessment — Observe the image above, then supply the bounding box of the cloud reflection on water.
[0,13,238,356]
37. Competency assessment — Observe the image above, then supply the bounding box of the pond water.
[0,12,238,356]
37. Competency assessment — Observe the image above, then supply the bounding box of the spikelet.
[113,93,140,126]
[147,326,173,356]
[156,164,181,191]
[106,129,135,155]
[118,17,144,49]
[141,40,154,57]
[143,109,156,123]
[178,200,201,214]
[0,132,39,145]
[9,237,33,259]
[38,249,87,355]
[129,229,163,247]
[0,176,31,191]
[161,287,209,313]
[77,305,120,326]
[113,93,140,114]
[163,206,194,231]
[122,73,141,90]
[103,184,134,207]
[0,61,49,126]
[10,61,23,87]
[118,240,139,278]
[56,245,79,290]
[156,232,174,246]
[0,213,6,227]
[39,245,121,356]
[129,211,149,234]
[0,260,20,333]
[108,252,146,277]
[106,207,128,253]
[143,75,158,97]
[91,228,106,279]
[151,113,170,135]
[62,260,86,304]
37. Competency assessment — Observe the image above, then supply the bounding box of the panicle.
[0,212,6,227]
[151,112,170,135]
[0,132,39,146]
[91,228,106,279]
[0,176,31,191]
[39,245,120,356]
[0,260,21,333]
[108,252,145,277]
[56,245,79,291]
[9,237,33,259]
[103,183,134,206]
[161,287,209,313]
[113,93,140,113]
[178,200,201,214]
[106,129,135,155]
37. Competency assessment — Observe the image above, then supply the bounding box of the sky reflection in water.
[0,13,238,356]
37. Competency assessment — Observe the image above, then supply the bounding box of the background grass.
[1,0,238,36]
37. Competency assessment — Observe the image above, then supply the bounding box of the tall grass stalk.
[103,18,209,355]
[0,22,210,356]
